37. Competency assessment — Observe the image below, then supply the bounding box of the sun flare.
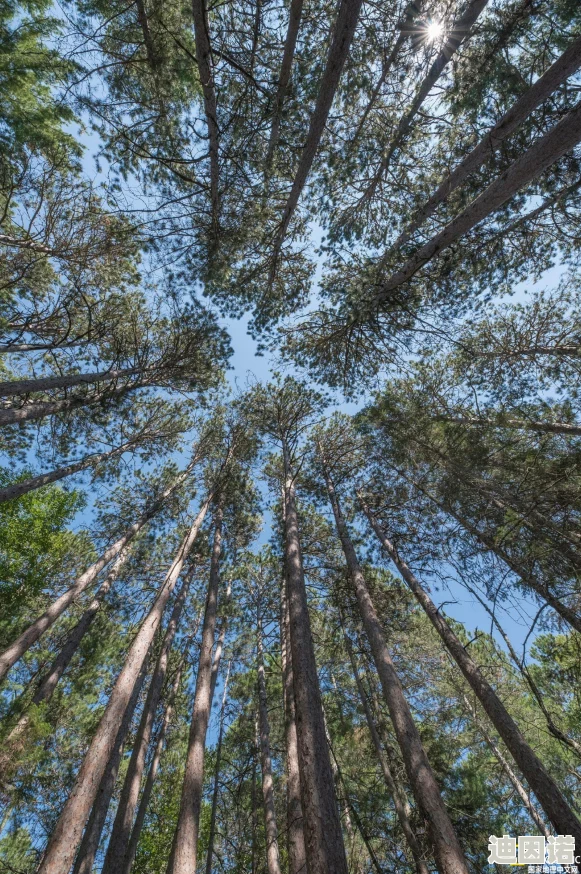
[426,19,444,42]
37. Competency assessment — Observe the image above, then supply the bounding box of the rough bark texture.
[282,439,349,874]
[342,622,428,874]
[71,656,149,874]
[167,506,223,874]
[361,499,581,843]
[0,465,192,682]
[0,365,139,398]
[0,550,128,771]
[390,33,581,250]
[37,495,211,874]
[191,0,220,228]
[257,608,282,874]
[0,382,149,428]
[319,457,468,874]
[374,100,581,303]
[101,571,194,874]
[280,577,307,874]
[205,658,232,874]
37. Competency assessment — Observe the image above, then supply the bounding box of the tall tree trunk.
[167,505,224,874]
[123,644,192,874]
[273,0,364,251]
[341,620,428,874]
[0,438,141,503]
[0,381,150,428]
[279,575,307,874]
[357,0,490,207]
[0,462,194,683]
[374,100,581,304]
[205,658,232,874]
[0,549,128,772]
[101,570,194,874]
[191,0,220,230]
[437,412,581,437]
[0,365,140,398]
[135,0,158,67]
[360,497,581,844]
[209,580,231,707]
[318,453,468,874]
[37,494,212,874]
[266,0,304,162]
[281,437,349,874]
[257,606,282,874]
[461,693,550,837]
[390,33,581,251]
[71,655,150,874]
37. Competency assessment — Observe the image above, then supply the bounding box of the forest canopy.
[1,0,581,873]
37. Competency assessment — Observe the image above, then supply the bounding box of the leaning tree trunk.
[0,461,194,682]
[167,505,224,874]
[360,498,581,844]
[123,642,192,874]
[205,658,232,874]
[37,493,212,874]
[341,619,428,874]
[0,549,128,773]
[71,655,150,874]
[374,99,581,304]
[257,605,282,874]
[281,437,349,874]
[101,570,195,874]
[318,453,468,874]
[279,576,307,874]
[266,0,304,162]
[191,0,220,229]
[0,365,140,398]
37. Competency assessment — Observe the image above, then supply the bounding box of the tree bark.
[0,365,140,398]
[438,412,581,437]
[341,620,428,874]
[374,99,581,304]
[360,497,581,844]
[318,453,469,874]
[205,658,232,874]
[281,438,349,874]
[123,644,192,874]
[0,438,139,504]
[167,505,224,874]
[209,580,231,707]
[191,0,220,230]
[101,570,194,874]
[390,33,581,251]
[279,575,307,874]
[0,549,128,771]
[37,493,212,874]
[71,655,150,874]
[257,605,282,874]
[274,0,364,248]
[266,0,304,162]
[0,463,193,683]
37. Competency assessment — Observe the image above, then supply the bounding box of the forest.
[0,0,580,872]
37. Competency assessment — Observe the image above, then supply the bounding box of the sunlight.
[426,19,444,42]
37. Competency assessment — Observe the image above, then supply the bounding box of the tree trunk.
[0,438,139,503]
[0,463,193,683]
[167,505,224,874]
[0,365,140,398]
[191,0,220,229]
[390,33,581,251]
[374,100,581,304]
[205,658,232,874]
[0,549,128,772]
[274,0,364,247]
[37,494,212,874]
[266,0,304,162]
[257,606,282,874]
[209,580,231,707]
[358,0,489,207]
[71,655,150,874]
[341,620,428,874]
[135,0,158,67]
[361,497,581,844]
[438,412,581,437]
[318,454,468,874]
[461,693,550,837]
[101,570,194,874]
[123,644,191,874]
[279,576,307,874]
[281,438,349,874]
